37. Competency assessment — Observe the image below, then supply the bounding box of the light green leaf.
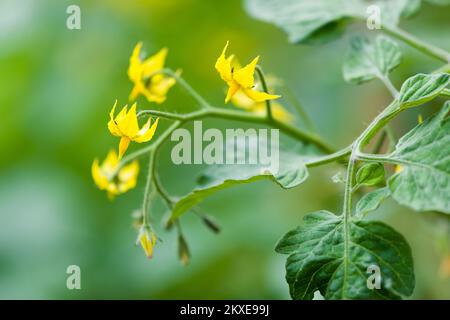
[244,0,420,44]
[386,102,450,213]
[343,35,402,85]
[398,73,450,108]
[356,187,391,217]
[356,163,386,186]
[170,145,315,220]
[276,210,415,300]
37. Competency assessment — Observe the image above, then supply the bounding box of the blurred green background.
[0,0,449,299]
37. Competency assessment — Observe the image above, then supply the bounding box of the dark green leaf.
[276,210,415,299]
[386,102,450,213]
[398,73,450,108]
[343,35,402,85]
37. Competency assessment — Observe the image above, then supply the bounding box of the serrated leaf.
[343,35,402,85]
[275,210,415,300]
[398,73,450,108]
[244,0,420,44]
[356,163,385,186]
[386,102,450,213]
[356,187,391,217]
[170,143,316,220]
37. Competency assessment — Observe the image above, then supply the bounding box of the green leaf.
[386,102,450,213]
[276,210,415,300]
[398,73,450,108]
[170,144,315,220]
[356,163,386,186]
[343,35,402,85]
[244,0,420,44]
[356,187,391,217]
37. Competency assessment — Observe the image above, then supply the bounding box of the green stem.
[380,75,399,99]
[138,107,334,153]
[382,25,450,63]
[142,150,155,225]
[255,65,273,121]
[161,69,212,109]
[305,145,352,168]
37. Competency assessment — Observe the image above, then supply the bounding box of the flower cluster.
[91,41,283,260]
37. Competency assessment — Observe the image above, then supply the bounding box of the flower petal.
[117,103,139,138]
[225,82,240,103]
[118,136,131,159]
[233,56,259,88]
[142,47,168,77]
[134,117,159,143]
[128,42,144,83]
[215,41,234,84]
[243,88,280,102]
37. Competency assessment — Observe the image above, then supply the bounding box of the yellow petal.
[101,149,119,173]
[118,160,139,193]
[233,56,259,88]
[230,89,256,110]
[108,100,123,137]
[117,103,139,138]
[225,82,240,103]
[91,159,108,190]
[118,136,131,159]
[243,88,280,102]
[142,47,168,77]
[251,102,293,123]
[134,118,159,143]
[128,42,144,83]
[215,41,234,84]
[140,233,154,258]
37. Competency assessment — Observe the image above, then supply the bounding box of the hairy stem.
[137,107,334,154]
[382,25,450,63]
[142,150,155,225]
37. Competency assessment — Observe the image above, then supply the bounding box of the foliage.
[89,0,450,300]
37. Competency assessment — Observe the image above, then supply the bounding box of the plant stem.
[161,69,212,109]
[382,25,450,63]
[142,150,155,225]
[255,65,274,121]
[380,75,399,99]
[138,107,334,153]
[305,145,352,167]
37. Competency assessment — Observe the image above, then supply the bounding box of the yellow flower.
[230,85,293,123]
[137,225,158,259]
[128,42,176,103]
[108,100,159,158]
[91,149,139,198]
[215,41,280,103]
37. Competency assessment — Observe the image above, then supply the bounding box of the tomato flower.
[215,41,280,103]
[91,149,139,198]
[108,100,159,159]
[137,225,158,258]
[128,42,177,103]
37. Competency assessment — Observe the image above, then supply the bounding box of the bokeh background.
[0,0,449,299]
